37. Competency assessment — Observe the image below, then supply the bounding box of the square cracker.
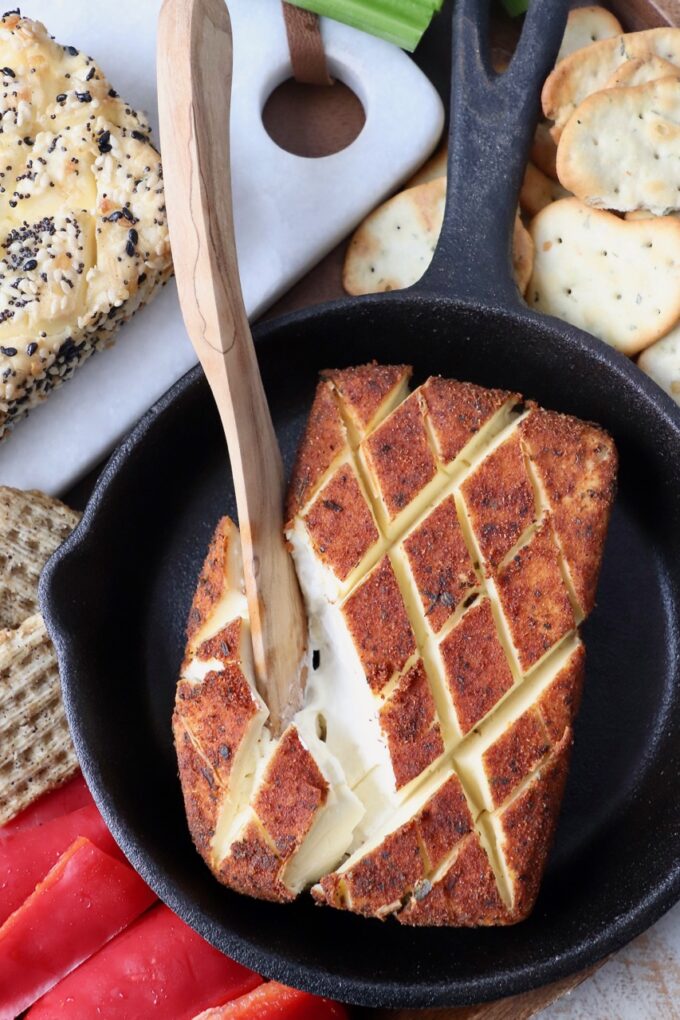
[0,613,77,825]
[0,486,80,629]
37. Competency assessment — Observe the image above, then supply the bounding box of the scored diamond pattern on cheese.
[0,12,172,438]
[175,364,617,924]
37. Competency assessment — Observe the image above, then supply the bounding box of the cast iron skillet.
[42,0,680,1008]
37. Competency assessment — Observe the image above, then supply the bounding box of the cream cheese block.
[0,12,172,439]
[174,364,617,925]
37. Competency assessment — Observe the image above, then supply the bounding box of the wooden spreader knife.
[157,0,308,735]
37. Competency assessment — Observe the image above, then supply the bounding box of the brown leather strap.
[282,3,333,86]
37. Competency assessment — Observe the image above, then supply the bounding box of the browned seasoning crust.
[379,660,444,789]
[493,728,573,921]
[495,520,576,673]
[461,431,538,569]
[176,365,617,924]
[483,708,551,809]
[361,391,438,520]
[196,618,245,665]
[285,381,349,521]
[174,664,259,787]
[402,495,478,632]
[417,774,474,872]
[253,726,328,859]
[172,718,222,862]
[322,362,412,435]
[521,409,618,615]
[399,834,510,927]
[185,516,234,645]
[420,376,516,466]
[217,818,295,904]
[335,821,424,917]
[317,774,473,918]
[341,556,417,693]
[537,642,585,741]
[301,463,379,582]
[438,598,515,734]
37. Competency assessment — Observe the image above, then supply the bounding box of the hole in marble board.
[263,78,365,158]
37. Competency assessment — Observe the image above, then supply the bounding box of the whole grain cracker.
[520,162,570,218]
[556,77,680,215]
[0,613,77,824]
[528,197,680,355]
[638,322,680,405]
[343,178,532,297]
[542,27,680,140]
[604,55,680,89]
[0,487,80,629]
[556,6,623,65]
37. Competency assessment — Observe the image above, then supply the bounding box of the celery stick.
[500,0,529,15]
[286,0,444,51]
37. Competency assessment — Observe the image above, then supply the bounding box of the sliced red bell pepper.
[0,802,123,925]
[193,982,349,1020]
[0,773,92,839]
[27,903,261,1020]
[0,836,155,1020]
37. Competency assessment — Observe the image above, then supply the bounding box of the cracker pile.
[0,487,80,824]
[342,7,680,406]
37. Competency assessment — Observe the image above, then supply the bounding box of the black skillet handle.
[416,0,570,307]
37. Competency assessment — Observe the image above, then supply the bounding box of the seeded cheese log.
[174,365,617,924]
[0,13,172,438]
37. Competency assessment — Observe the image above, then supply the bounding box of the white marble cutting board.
[0,0,443,494]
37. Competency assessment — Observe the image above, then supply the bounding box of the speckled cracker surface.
[542,27,680,140]
[0,12,172,439]
[343,178,532,297]
[175,364,617,926]
[528,198,680,354]
[639,322,680,405]
[557,78,680,214]
[604,55,680,89]
[555,6,622,65]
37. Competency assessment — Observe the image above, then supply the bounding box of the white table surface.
[540,901,680,1019]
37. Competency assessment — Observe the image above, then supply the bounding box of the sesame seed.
[56,93,67,103]
[26,342,37,355]
[65,45,78,56]
[125,238,135,257]
[1,67,14,78]
[128,227,138,245]
[75,91,92,103]
[131,130,148,143]
[86,66,95,81]
[1,346,17,356]
[23,258,36,270]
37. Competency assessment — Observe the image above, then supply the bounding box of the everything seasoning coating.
[175,364,617,926]
[0,12,172,437]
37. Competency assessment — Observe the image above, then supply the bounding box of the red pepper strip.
[0,802,124,925]
[27,903,262,1020]
[0,774,92,840]
[0,836,155,1020]
[193,982,349,1020]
